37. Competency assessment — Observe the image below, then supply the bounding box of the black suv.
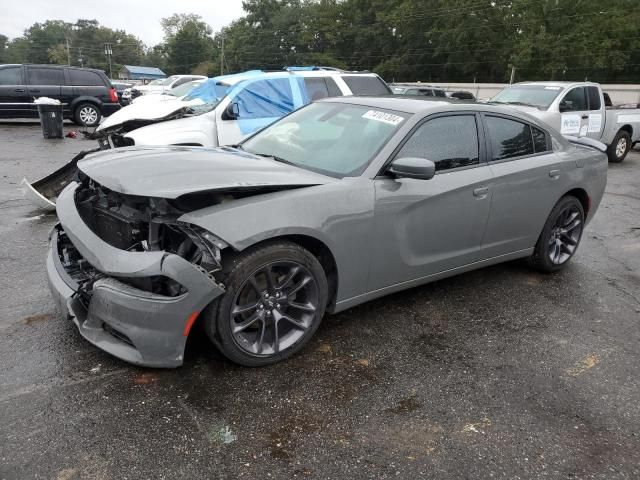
[0,64,120,127]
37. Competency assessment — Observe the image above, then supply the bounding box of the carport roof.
[121,65,166,76]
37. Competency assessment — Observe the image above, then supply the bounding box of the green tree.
[160,14,214,74]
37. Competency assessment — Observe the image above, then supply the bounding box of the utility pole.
[220,34,225,76]
[104,43,113,79]
[66,38,70,65]
[78,47,84,68]
[509,65,516,84]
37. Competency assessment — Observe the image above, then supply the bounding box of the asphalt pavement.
[0,121,639,479]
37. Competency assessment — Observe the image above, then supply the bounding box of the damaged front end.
[21,108,185,211]
[47,177,227,367]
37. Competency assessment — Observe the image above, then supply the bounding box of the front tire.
[204,241,328,366]
[608,130,631,163]
[73,102,101,127]
[528,196,585,272]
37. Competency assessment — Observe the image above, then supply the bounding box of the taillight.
[109,87,118,103]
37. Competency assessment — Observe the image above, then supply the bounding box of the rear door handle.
[14,88,26,93]
[473,187,489,197]
[30,89,41,93]
[549,169,560,179]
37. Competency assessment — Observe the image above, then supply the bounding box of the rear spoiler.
[564,135,607,153]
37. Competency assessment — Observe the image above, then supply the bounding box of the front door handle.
[14,88,25,93]
[581,114,589,120]
[549,169,560,179]
[473,187,489,198]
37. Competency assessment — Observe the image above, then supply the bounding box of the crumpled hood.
[97,99,189,132]
[77,146,335,198]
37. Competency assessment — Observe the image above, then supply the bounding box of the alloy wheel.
[79,107,98,125]
[547,205,583,265]
[230,261,319,356]
[615,137,627,159]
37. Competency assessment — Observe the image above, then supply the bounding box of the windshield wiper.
[252,152,296,166]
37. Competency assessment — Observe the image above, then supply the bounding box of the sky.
[0,0,246,45]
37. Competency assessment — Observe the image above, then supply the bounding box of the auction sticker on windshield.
[362,110,404,126]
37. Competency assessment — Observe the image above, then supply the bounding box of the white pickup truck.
[490,81,640,163]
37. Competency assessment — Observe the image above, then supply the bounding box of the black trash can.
[37,104,64,139]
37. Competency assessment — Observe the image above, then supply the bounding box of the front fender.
[178,178,375,303]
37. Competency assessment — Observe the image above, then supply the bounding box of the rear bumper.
[47,182,224,368]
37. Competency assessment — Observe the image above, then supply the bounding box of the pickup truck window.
[586,87,601,110]
[485,116,535,160]
[560,87,587,111]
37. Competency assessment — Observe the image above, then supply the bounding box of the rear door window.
[68,69,104,86]
[560,87,587,111]
[485,116,535,160]
[434,89,447,97]
[0,67,22,85]
[304,78,330,101]
[325,78,342,97]
[341,76,390,95]
[586,87,601,110]
[235,78,294,119]
[531,125,550,153]
[27,68,64,85]
[396,115,480,172]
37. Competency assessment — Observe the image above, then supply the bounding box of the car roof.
[217,69,382,86]
[317,95,551,122]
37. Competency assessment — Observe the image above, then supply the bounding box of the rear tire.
[73,102,101,127]
[203,240,328,367]
[528,196,585,273]
[608,130,631,163]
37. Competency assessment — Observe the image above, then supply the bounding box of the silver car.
[47,97,608,368]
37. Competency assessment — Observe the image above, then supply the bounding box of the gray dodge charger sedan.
[47,97,608,367]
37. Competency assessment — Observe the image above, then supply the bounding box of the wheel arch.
[233,234,339,313]
[562,187,590,216]
[618,124,633,137]
[69,96,103,112]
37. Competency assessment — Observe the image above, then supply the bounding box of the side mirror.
[559,100,571,112]
[387,157,436,180]
[223,102,240,120]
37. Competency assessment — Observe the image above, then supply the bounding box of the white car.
[130,80,206,105]
[125,75,207,101]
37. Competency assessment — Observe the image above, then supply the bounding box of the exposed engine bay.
[72,176,230,296]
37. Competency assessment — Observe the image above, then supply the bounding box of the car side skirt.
[334,248,533,313]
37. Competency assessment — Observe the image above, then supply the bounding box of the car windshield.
[242,102,408,178]
[159,75,180,86]
[169,80,204,97]
[181,79,231,114]
[490,85,563,109]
